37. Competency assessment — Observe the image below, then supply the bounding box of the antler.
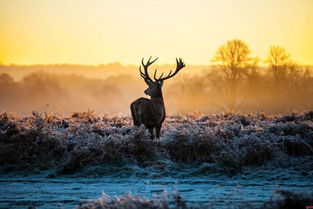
[139,57,185,82]
[139,56,158,82]
[156,58,185,81]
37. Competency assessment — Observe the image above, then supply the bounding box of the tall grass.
[0,111,312,175]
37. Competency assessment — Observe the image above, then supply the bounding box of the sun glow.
[0,0,312,65]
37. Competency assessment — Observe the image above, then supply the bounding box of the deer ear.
[144,79,150,85]
[159,80,164,87]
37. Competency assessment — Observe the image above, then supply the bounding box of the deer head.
[139,57,185,98]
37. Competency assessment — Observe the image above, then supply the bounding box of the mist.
[0,62,312,115]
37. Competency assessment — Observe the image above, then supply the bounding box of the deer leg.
[155,124,162,139]
[148,128,154,139]
[130,103,140,126]
[132,115,140,126]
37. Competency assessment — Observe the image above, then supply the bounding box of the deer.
[130,56,185,139]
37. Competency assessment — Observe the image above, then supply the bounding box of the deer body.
[131,91,165,138]
[131,57,185,139]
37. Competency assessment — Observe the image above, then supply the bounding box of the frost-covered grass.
[77,189,313,209]
[0,111,313,175]
[77,193,187,209]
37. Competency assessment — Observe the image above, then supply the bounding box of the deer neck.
[150,87,164,101]
[150,89,165,119]
[150,88,165,111]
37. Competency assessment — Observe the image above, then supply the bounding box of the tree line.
[166,39,313,113]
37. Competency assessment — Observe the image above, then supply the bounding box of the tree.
[264,46,307,111]
[266,46,294,69]
[211,39,258,110]
[265,46,296,81]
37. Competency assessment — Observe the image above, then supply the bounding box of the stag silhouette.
[130,57,185,139]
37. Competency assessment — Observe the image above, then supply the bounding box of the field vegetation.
[1,111,312,176]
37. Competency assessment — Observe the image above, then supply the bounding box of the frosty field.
[0,111,312,208]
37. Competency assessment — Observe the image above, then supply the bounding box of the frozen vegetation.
[0,111,313,208]
[1,111,313,175]
[78,189,313,209]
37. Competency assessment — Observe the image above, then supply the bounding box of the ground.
[0,111,312,208]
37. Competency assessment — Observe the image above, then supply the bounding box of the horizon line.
[1,62,313,67]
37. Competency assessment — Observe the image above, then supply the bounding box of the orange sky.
[0,0,312,65]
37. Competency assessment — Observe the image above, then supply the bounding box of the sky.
[0,0,312,65]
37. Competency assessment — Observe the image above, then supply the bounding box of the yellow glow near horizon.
[0,0,312,65]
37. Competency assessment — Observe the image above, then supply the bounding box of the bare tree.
[266,46,294,68]
[265,46,296,81]
[211,39,257,110]
[265,46,301,109]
